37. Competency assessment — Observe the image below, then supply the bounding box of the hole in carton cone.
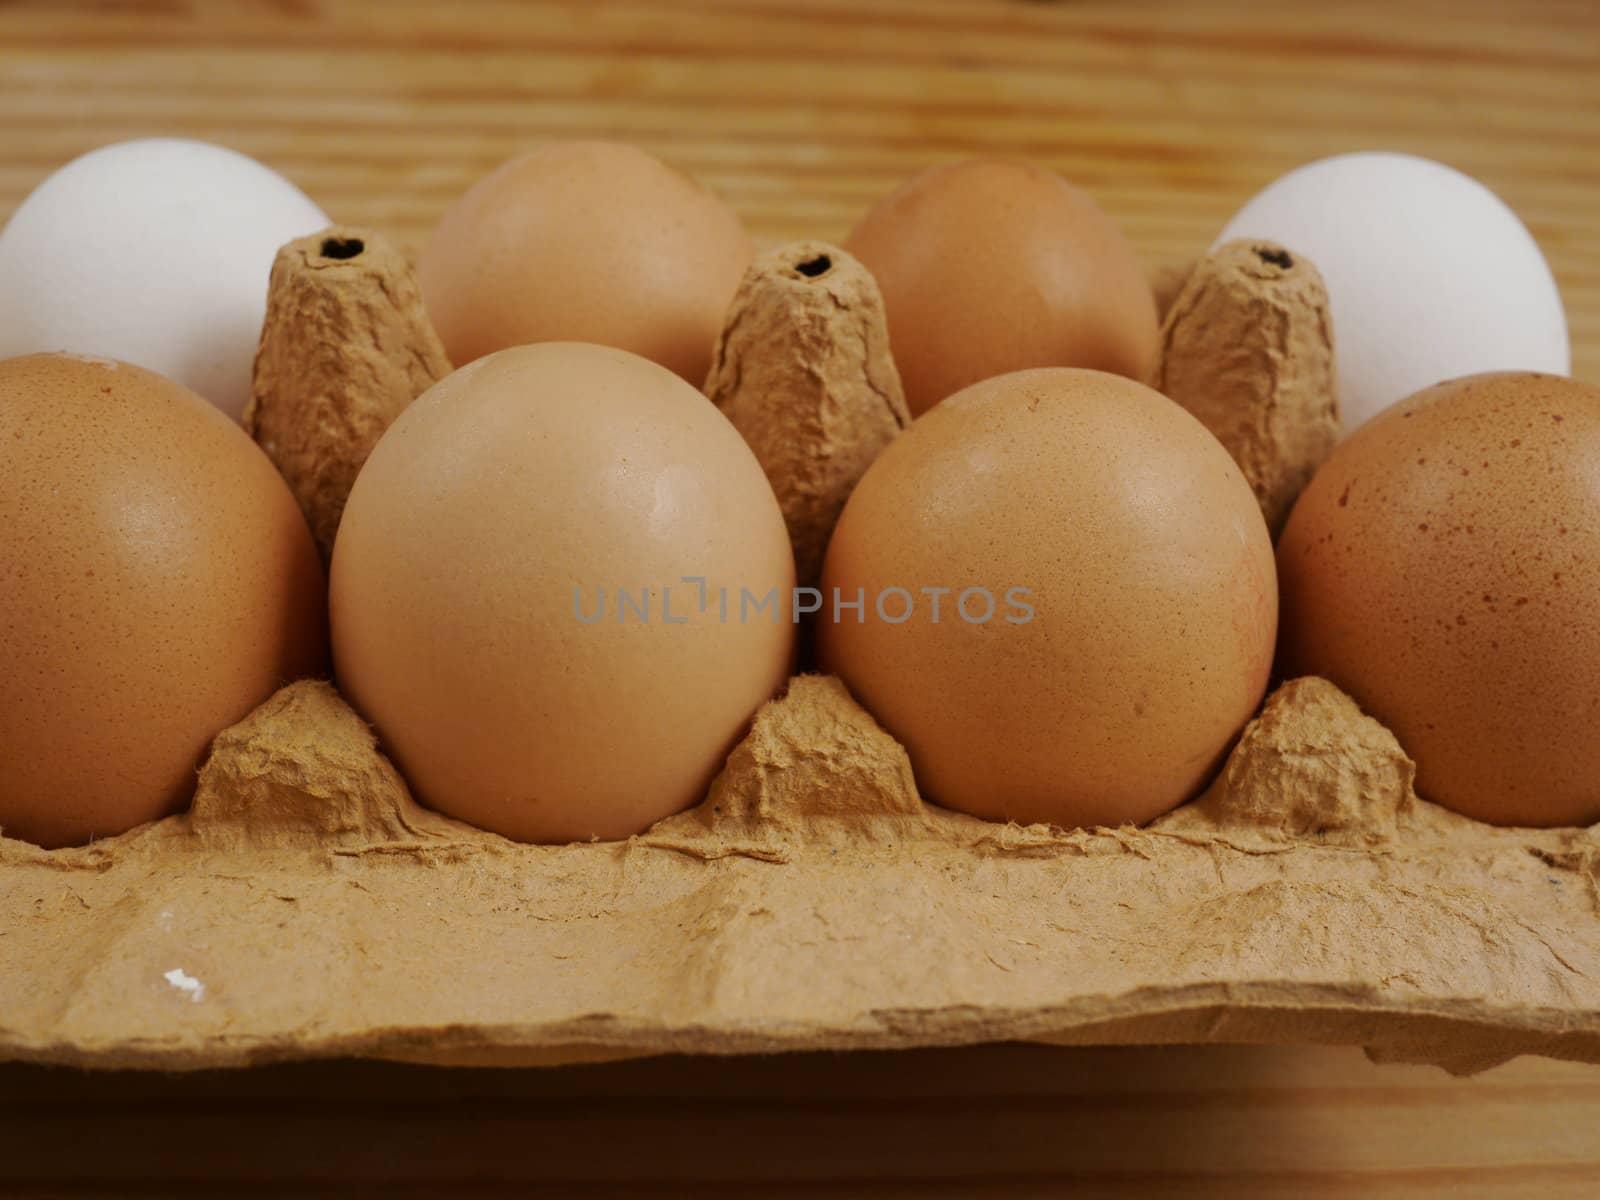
[320,236,365,261]
[1255,246,1293,269]
[795,254,832,278]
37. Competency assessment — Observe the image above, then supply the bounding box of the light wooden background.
[2,1044,1600,1197]
[1,0,1597,378]
[2,0,1599,1194]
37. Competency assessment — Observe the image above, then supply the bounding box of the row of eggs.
[0,139,1590,851]
[0,138,1571,430]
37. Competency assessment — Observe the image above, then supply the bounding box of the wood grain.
[0,0,1596,376]
[2,1,1599,1194]
[2,1044,1600,1196]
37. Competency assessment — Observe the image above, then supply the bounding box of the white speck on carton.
[163,968,205,1003]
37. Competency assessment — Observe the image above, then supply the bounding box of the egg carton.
[2,225,1595,1076]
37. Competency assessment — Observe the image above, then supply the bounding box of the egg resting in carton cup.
[2,226,1598,1074]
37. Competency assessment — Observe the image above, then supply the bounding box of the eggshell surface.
[0,139,330,420]
[1216,153,1570,435]
[0,353,329,849]
[420,141,753,386]
[817,367,1277,829]
[330,342,795,844]
[844,159,1159,416]
[1278,372,1600,828]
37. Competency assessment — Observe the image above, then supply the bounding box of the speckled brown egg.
[0,353,328,849]
[817,367,1277,829]
[1278,372,1600,827]
[844,158,1160,416]
[330,342,795,844]
[419,141,753,385]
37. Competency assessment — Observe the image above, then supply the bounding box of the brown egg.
[419,141,753,385]
[1278,372,1600,827]
[844,159,1160,416]
[330,342,795,844]
[0,353,328,849]
[817,367,1277,829]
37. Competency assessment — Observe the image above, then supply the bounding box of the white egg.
[0,139,329,420]
[1215,152,1569,435]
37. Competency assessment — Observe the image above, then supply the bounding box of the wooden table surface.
[2,0,1599,1195]
[2,1044,1599,1198]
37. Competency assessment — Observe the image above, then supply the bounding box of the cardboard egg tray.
[3,223,1596,1076]
[2,668,1596,1075]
